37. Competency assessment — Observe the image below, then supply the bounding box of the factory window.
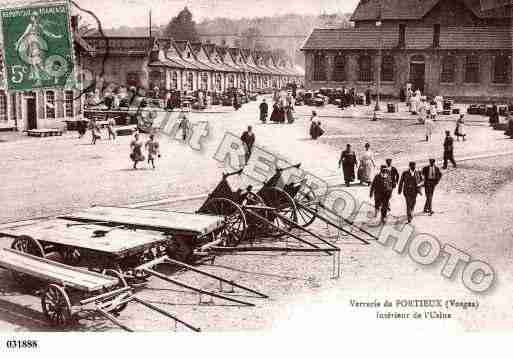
[381,55,394,82]
[332,54,346,82]
[464,55,480,83]
[358,55,372,82]
[0,91,6,122]
[493,55,510,84]
[171,71,178,90]
[313,53,326,81]
[65,91,74,117]
[45,91,56,119]
[441,56,456,83]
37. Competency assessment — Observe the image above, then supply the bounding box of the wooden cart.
[0,248,131,328]
[0,219,173,279]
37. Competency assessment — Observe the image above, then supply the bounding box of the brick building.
[0,18,92,131]
[302,0,513,102]
[83,35,303,95]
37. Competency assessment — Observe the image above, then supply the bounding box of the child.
[145,134,160,169]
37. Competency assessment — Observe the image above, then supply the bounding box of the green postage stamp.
[0,2,74,92]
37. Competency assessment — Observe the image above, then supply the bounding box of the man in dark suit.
[422,158,442,215]
[443,131,456,169]
[398,161,423,223]
[385,158,399,211]
[370,165,394,223]
[241,126,255,164]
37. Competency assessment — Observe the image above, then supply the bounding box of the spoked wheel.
[11,235,45,257]
[203,198,247,247]
[41,284,73,328]
[10,235,45,284]
[102,270,130,315]
[294,187,318,228]
[259,187,298,234]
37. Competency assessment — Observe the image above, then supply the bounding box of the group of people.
[338,87,360,109]
[129,133,161,169]
[263,92,295,124]
[339,132,457,223]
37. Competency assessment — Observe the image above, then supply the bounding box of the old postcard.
[0,0,511,356]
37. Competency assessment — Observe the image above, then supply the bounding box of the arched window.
[493,55,510,84]
[45,91,56,119]
[228,74,235,87]
[464,55,480,83]
[333,54,346,82]
[64,91,74,117]
[313,53,326,81]
[0,90,6,122]
[359,55,372,82]
[171,71,178,90]
[441,56,456,83]
[381,55,394,82]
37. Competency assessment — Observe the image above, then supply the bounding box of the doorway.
[409,55,426,93]
[26,95,37,130]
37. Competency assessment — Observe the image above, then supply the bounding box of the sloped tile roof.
[350,0,511,21]
[302,26,512,50]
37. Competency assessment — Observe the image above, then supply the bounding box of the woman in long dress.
[455,115,466,141]
[358,143,375,185]
[130,133,145,169]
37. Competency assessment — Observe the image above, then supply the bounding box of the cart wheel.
[294,187,318,228]
[102,269,130,315]
[10,235,45,284]
[259,187,298,232]
[60,246,81,266]
[11,235,45,257]
[41,284,73,327]
[166,236,194,263]
[203,198,247,246]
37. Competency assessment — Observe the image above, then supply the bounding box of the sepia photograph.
[0,0,512,355]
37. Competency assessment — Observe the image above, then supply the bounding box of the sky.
[72,0,360,28]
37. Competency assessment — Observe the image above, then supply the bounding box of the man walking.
[398,161,423,223]
[443,130,456,169]
[385,158,399,210]
[370,165,394,223]
[259,99,268,123]
[241,126,255,164]
[422,158,442,215]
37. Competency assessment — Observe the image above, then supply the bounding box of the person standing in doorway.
[339,144,358,187]
[422,158,442,215]
[241,126,255,163]
[398,161,423,223]
[443,130,456,169]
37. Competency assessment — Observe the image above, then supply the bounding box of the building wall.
[304,49,513,101]
[304,0,513,101]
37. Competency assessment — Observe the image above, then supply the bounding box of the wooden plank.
[0,219,167,256]
[0,249,118,292]
[61,206,225,235]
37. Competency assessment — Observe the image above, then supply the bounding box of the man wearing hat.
[370,165,394,223]
[398,161,423,223]
[385,158,400,211]
[443,130,456,169]
[422,159,442,215]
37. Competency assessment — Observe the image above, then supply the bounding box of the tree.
[163,7,199,42]
[239,27,268,50]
